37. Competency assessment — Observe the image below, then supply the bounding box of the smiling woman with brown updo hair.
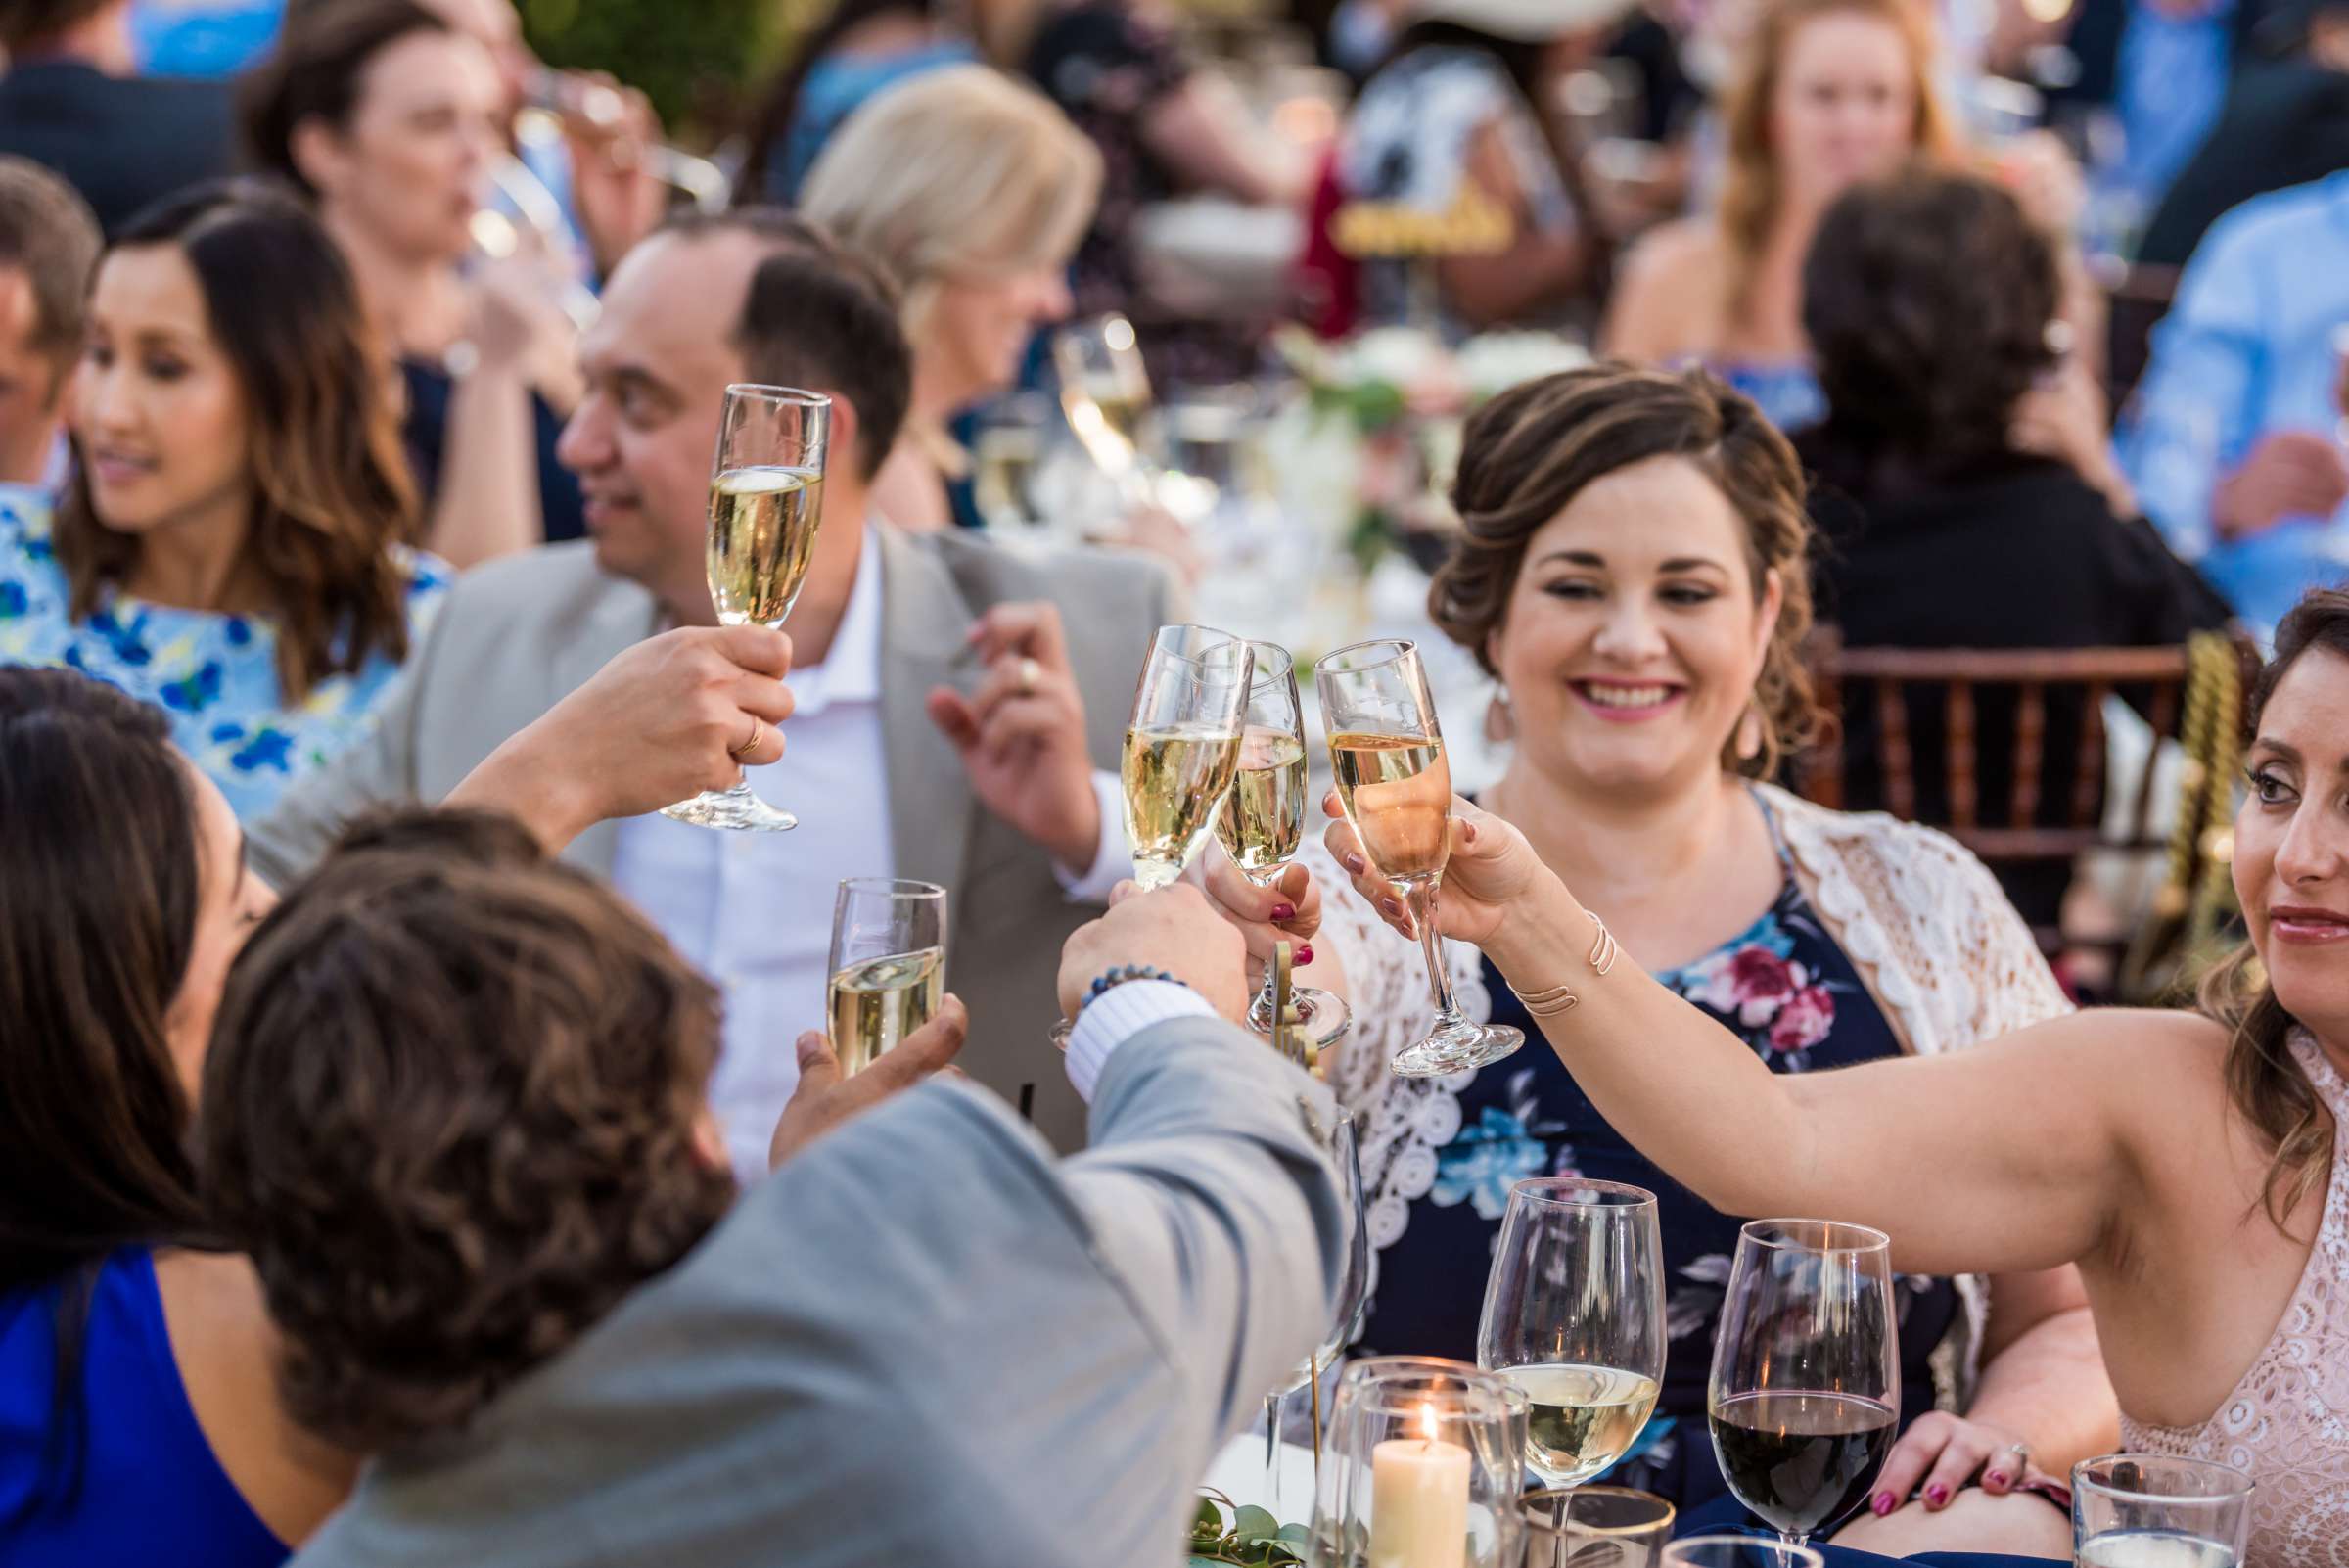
[1298,361,2105,1552]
[0,179,447,821]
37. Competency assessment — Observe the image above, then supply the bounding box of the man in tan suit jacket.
[252,209,1174,1155]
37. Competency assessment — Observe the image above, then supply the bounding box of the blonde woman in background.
[1599,0,2095,436]
[800,66,1100,533]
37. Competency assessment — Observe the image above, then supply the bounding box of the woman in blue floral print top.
[1303,367,2096,1557]
[0,184,445,821]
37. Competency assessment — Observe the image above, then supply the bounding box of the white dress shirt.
[614,528,1132,1182]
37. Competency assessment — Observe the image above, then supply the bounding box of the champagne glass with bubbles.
[1314,638,1522,1076]
[1478,1180,1666,1503]
[1122,625,1252,890]
[1217,640,1351,1052]
[1707,1220,1900,1546]
[826,879,945,1077]
[1054,312,1157,504]
[663,384,830,831]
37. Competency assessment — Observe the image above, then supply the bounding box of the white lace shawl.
[1311,782,2073,1408]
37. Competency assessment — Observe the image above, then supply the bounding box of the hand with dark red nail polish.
[1871,1492,1896,1517]
[1926,1483,1950,1508]
[1270,902,1296,923]
[1986,1471,2008,1490]
[1297,944,1314,966]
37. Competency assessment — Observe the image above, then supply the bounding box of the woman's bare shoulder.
[1601,218,1726,357]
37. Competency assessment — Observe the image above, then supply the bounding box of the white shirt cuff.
[1065,980,1217,1103]
[1052,768,1133,904]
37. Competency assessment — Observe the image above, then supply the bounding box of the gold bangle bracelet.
[1508,912,1619,1018]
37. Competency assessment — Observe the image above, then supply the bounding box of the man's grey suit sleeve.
[245,593,441,888]
[1061,1018,1347,1438]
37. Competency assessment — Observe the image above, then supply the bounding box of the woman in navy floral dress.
[1306,366,2095,1556]
[0,184,443,821]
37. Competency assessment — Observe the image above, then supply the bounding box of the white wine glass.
[2072,1454,2252,1567]
[1313,638,1522,1076]
[1478,1180,1666,1500]
[1053,311,1157,504]
[1217,640,1351,1053]
[826,879,945,1076]
[1122,625,1252,891]
[663,384,831,831]
[1707,1220,1900,1546]
[1261,1106,1372,1514]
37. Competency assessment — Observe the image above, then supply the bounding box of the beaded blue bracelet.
[1084,965,1187,1005]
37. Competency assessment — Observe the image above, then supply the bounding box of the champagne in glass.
[1053,312,1157,502]
[1215,642,1351,1052]
[1707,1219,1900,1545]
[1314,639,1522,1076]
[2072,1454,2252,1568]
[1478,1179,1667,1491]
[825,879,946,1076]
[1122,626,1252,890]
[663,384,831,832]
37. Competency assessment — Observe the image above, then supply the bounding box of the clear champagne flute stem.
[1134,858,1182,892]
[1404,878,1469,1028]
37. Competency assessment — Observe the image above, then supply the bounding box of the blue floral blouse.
[0,489,450,821]
[1358,795,1959,1515]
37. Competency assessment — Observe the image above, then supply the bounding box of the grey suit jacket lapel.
[554,585,667,880]
[878,525,976,901]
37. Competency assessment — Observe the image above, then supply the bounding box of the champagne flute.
[1313,638,1523,1076]
[1478,1180,1666,1497]
[1053,312,1157,504]
[826,879,946,1075]
[1216,640,1352,1052]
[1707,1220,1900,1545]
[2071,1454,2252,1568]
[1123,625,1253,890]
[662,385,831,831]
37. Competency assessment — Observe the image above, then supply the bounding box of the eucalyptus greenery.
[1188,1490,1311,1566]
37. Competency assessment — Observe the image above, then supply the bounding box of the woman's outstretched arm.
[1324,795,2155,1277]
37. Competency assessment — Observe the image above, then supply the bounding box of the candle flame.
[1418,1402,1439,1448]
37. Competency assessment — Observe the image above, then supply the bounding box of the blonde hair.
[1717,0,1956,320]
[799,66,1101,343]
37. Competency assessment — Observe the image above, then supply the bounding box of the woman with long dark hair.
[0,667,344,1566]
[0,179,447,820]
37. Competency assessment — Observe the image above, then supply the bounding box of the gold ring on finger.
[729,715,763,761]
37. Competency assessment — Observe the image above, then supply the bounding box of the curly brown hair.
[57,181,418,703]
[1429,363,1819,777]
[1802,166,2061,475]
[196,809,736,1451]
[2200,587,2349,1230]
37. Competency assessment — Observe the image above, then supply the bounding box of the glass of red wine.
[1706,1219,1899,1546]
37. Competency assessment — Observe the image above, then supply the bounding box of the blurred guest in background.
[1305,366,2108,1550]
[2115,167,2349,633]
[2134,0,2349,268]
[249,209,1178,1169]
[1021,0,1313,386]
[243,0,585,562]
[203,830,1340,1568]
[1336,0,1617,336]
[0,182,446,820]
[733,0,973,206]
[0,667,347,1568]
[1602,0,1957,431]
[0,158,99,493]
[800,65,1096,532]
[1800,167,2232,932]
[0,0,239,233]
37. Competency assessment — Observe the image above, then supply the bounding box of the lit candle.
[1367,1402,1471,1568]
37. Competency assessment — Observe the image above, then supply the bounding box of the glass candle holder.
[1520,1487,1674,1568]
[2072,1454,2253,1566]
[1312,1356,1524,1568]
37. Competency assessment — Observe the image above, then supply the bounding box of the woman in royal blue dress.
[0,180,447,821]
[1303,364,2096,1555]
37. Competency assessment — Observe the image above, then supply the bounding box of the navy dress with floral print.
[1358,797,1960,1514]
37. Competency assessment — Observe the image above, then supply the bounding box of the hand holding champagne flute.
[1122,626,1253,890]
[664,384,831,831]
[1313,639,1522,1076]
[826,879,947,1076]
